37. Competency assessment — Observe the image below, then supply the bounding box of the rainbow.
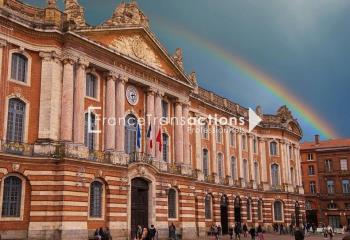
[154,18,338,139]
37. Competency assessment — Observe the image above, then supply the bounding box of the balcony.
[0,141,196,178]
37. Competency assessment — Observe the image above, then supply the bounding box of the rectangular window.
[162,100,169,118]
[307,153,313,161]
[11,53,27,83]
[229,130,235,147]
[310,181,316,194]
[327,180,335,194]
[342,180,350,194]
[86,74,97,98]
[341,159,348,171]
[325,160,332,172]
[202,123,209,139]
[270,142,278,156]
[216,126,222,143]
[308,166,315,175]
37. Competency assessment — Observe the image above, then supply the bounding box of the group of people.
[227,223,264,240]
[134,224,158,240]
[94,227,112,240]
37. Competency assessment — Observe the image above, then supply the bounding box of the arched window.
[246,198,252,220]
[84,112,96,150]
[258,199,263,221]
[254,161,259,183]
[229,129,235,147]
[242,135,247,150]
[270,141,278,156]
[162,133,169,162]
[125,114,138,154]
[202,122,209,139]
[89,181,103,218]
[205,194,212,219]
[2,176,22,217]
[271,164,279,187]
[7,98,26,143]
[86,73,97,98]
[253,138,257,153]
[243,159,248,183]
[11,53,28,82]
[216,126,222,143]
[168,188,177,219]
[273,201,283,221]
[231,157,237,180]
[217,153,224,178]
[203,149,209,177]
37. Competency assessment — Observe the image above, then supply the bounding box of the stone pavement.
[213,233,347,240]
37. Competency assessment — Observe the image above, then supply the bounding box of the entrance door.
[220,195,229,234]
[131,178,149,238]
[306,210,318,226]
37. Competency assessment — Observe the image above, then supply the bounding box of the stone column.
[0,40,6,85]
[61,57,75,142]
[73,59,88,144]
[115,74,127,152]
[174,101,183,163]
[105,73,116,151]
[280,140,287,185]
[295,146,302,186]
[248,134,254,182]
[237,133,243,180]
[183,103,190,165]
[146,89,155,156]
[154,90,163,160]
[259,138,269,190]
[38,52,62,141]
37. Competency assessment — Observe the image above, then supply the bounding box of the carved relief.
[109,35,162,71]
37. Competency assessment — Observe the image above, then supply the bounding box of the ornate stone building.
[0,0,305,239]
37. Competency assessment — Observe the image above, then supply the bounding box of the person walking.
[249,227,256,240]
[105,227,112,240]
[136,225,143,240]
[141,227,149,240]
[94,228,102,240]
[229,224,234,240]
[149,225,157,240]
[257,225,264,240]
[294,227,304,240]
[169,223,176,240]
[327,225,333,240]
[234,223,241,240]
[243,223,248,238]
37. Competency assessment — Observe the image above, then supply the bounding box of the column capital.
[78,58,89,69]
[0,39,7,47]
[39,51,61,61]
[155,89,164,97]
[117,74,128,84]
[105,71,118,81]
[147,87,157,95]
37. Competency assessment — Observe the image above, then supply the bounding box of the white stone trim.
[0,173,26,221]
[7,48,32,87]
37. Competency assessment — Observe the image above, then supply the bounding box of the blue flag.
[136,123,141,149]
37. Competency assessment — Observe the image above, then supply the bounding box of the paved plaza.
[213,233,347,240]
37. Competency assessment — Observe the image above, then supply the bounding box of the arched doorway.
[125,114,138,159]
[234,196,242,223]
[131,178,149,238]
[220,195,229,235]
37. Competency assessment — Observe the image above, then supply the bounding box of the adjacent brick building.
[0,0,305,239]
[301,135,350,228]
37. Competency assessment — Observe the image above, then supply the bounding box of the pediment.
[77,28,193,86]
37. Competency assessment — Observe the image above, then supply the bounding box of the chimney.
[315,134,320,145]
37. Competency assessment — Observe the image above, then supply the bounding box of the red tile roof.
[301,138,350,150]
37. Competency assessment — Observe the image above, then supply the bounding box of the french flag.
[156,128,162,152]
[146,124,153,149]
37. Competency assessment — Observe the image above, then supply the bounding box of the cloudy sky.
[24,0,350,141]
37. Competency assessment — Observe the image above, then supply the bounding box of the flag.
[136,123,141,149]
[156,128,162,152]
[146,124,153,149]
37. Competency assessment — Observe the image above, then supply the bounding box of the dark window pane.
[2,176,22,217]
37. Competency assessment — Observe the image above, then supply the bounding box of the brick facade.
[0,0,305,239]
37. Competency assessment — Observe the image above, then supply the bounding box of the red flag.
[156,128,162,152]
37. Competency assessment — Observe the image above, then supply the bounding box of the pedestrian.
[229,224,234,240]
[105,227,112,240]
[141,227,149,240]
[149,225,157,240]
[249,227,256,240]
[234,223,241,240]
[99,227,106,240]
[94,228,101,240]
[136,225,143,240]
[327,225,333,240]
[257,225,264,240]
[217,225,222,240]
[294,227,304,240]
[243,223,248,237]
[169,223,176,240]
